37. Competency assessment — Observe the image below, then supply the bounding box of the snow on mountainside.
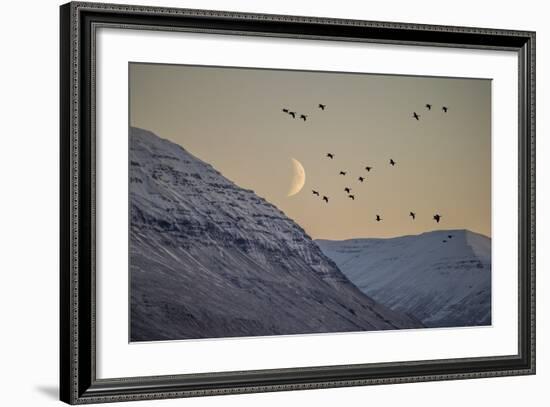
[129,127,421,341]
[316,230,491,328]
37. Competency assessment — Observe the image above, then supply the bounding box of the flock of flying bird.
[283,102,451,239]
[412,103,449,120]
[281,103,326,121]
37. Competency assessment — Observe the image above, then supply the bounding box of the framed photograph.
[60,1,535,404]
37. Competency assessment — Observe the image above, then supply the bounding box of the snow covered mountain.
[129,127,421,341]
[316,230,491,328]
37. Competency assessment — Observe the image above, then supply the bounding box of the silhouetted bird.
[389,159,396,166]
[409,211,416,220]
[442,106,448,113]
[348,195,355,200]
[426,104,432,110]
[365,166,372,172]
[442,240,448,243]
[339,171,347,176]
[318,104,326,110]
[413,112,420,120]
[376,215,382,222]
[326,153,334,159]
[289,111,296,118]
[448,235,453,239]
[358,176,365,182]
[433,214,442,223]
[322,196,329,203]
[344,187,351,193]
[312,190,320,196]
[300,114,308,121]
[282,108,289,113]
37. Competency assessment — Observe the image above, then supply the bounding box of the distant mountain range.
[129,127,421,341]
[316,230,491,328]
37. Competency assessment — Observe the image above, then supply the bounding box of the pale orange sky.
[130,63,491,240]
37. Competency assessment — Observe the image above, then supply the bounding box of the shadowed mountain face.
[316,230,491,328]
[129,128,421,341]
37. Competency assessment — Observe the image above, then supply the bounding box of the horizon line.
[314,228,491,242]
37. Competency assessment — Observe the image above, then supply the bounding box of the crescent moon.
[287,158,306,197]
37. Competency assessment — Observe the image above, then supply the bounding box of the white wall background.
[0,0,546,405]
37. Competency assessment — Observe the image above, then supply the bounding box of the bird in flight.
[318,104,326,110]
[365,166,372,172]
[389,159,396,166]
[300,114,308,121]
[358,176,365,182]
[433,214,442,223]
[442,240,448,243]
[348,195,355,200]
[442,106,448,113]
[322,196,329,203]
[282,108,289,113]
[376,215,382,222]
[344,187,351,193]
[413,112,420,120]
[426,104,432,110]
[448,235,453,239]
[409,211,416,220]
[289,111,296,118]
[312,190,320,196]
[339,171,347,176]
[326,153,334,159]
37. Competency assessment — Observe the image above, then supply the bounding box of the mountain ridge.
[316,229,491,328]
[316,228,489,243]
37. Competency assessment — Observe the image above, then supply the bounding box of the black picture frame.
[60,1,536,404]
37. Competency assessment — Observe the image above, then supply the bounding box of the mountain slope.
[316,230,491,328]
[129,127,421,341]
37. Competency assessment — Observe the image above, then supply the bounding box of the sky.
[129,63,491,240]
